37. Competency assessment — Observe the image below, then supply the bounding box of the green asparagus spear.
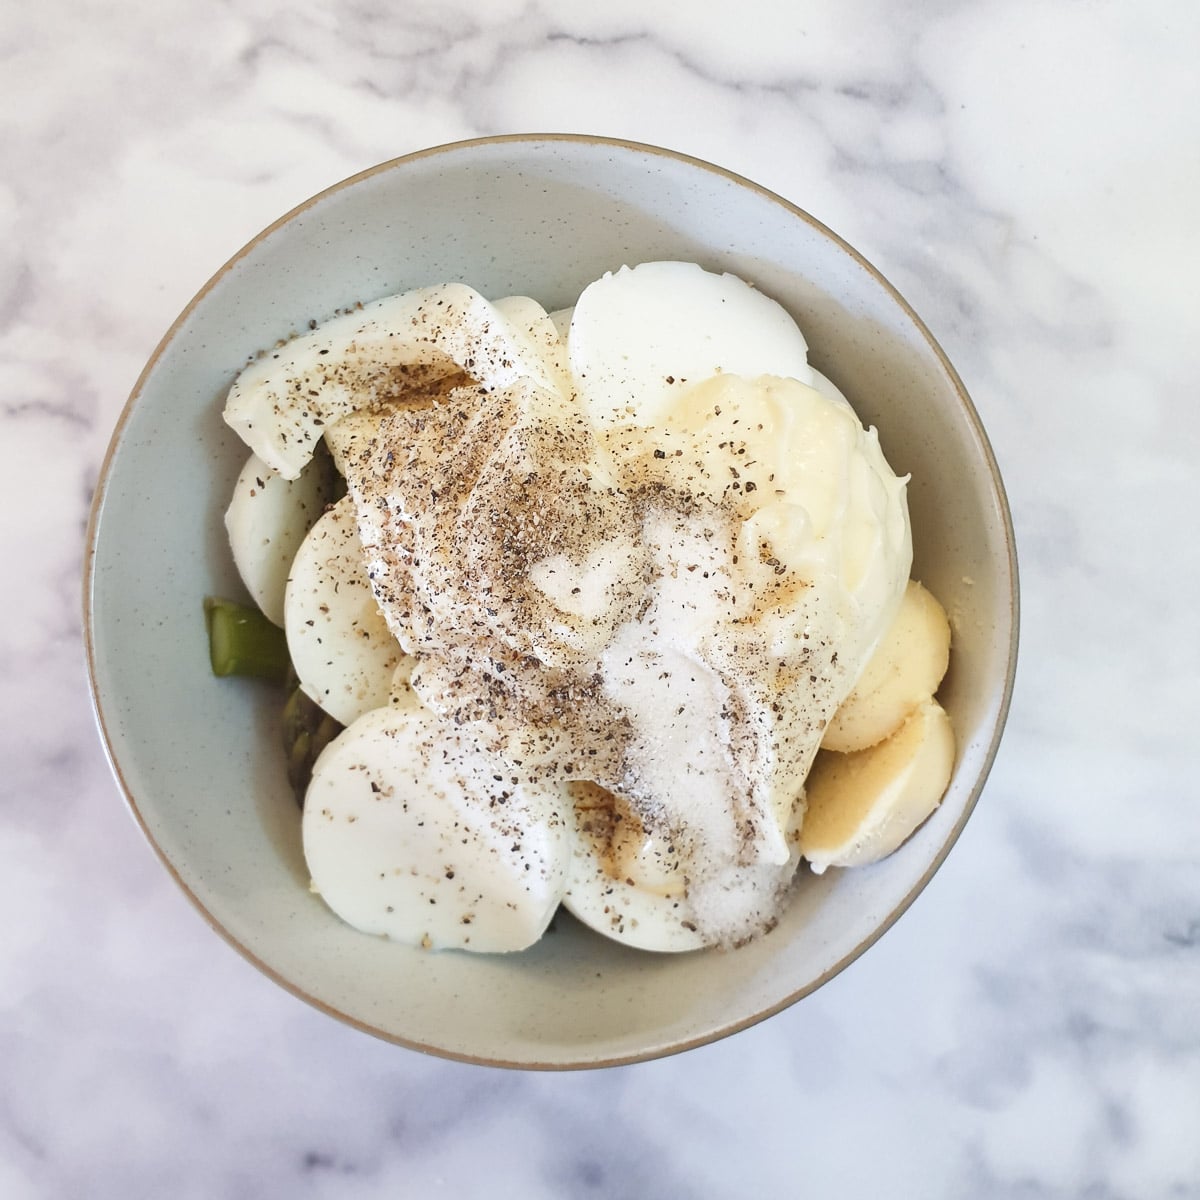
[203,596,291,684]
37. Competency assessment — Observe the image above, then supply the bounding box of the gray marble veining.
[2,1,1198,1195]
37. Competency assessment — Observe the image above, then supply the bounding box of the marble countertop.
[4,1,1198,1195]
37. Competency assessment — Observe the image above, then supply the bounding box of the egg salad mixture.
[217,262,955,954]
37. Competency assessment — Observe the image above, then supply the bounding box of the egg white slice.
[224,451,334,626]
[568,261,815,429]
[224,282,558,479]
[562,782,708,953]
[303,706,574,953]
[491,294,571,398]
[284,494,407,726]
[387,657,421,712]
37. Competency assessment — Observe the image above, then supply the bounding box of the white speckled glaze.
[85,135,1016,1067]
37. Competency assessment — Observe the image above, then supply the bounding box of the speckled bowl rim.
[83,132,1020,1070]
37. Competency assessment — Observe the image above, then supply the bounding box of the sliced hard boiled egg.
[224,282,559,479]
[799,698,956,874]
[562,782,707,952]
[224,450,336,626]
[568,261,815,428]
[491,294,571,397]
[822,580,951,752]
[303,706,574,953]
[284,494,407,726]
[388,657,421,712]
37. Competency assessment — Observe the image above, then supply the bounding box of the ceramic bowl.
[84,135,1018,1068]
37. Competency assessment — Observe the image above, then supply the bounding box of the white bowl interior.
[86,136,1017,1068]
